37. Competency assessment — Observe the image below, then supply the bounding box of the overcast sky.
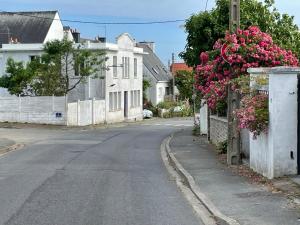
[2,0,300,65]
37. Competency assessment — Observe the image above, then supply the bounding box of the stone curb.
[165,133,240,225]
[0,143,25,157]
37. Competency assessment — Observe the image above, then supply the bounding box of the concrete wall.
[67,99,105,126]
[0,96,67,125]
[210,115,228,145]
[248,67,300,179]
[199,100,208,135]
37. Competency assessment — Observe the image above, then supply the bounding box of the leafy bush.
[216,140,227,154]
[156,100,178,110]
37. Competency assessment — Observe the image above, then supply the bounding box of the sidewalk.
[169,128,300,225]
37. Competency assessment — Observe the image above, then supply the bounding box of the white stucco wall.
[0,96,67,125]
[156,82,169,105]
[200,99,208,135]
[105,33,143,123]
[248,67,300,178]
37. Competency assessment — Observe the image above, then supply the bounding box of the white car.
[143,109,153,118]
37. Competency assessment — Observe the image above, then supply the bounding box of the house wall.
[105,34,143,123]
[156,82,169,105]
[44,12,66,43]
[0,96,67,125]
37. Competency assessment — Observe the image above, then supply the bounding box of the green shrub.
[156,100,178,109]
[216,140,227,154]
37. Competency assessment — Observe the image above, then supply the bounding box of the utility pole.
[172,53,176,101]
[227,0,241,165]
[229,0,240,33]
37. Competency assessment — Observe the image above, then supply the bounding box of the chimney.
[139,41,155,52]
[96,36,106,43]
[71,29,80,43]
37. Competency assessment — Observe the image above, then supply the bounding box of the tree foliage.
[180,0,300,67]
[0,38,106,96]
[175,70,194,101]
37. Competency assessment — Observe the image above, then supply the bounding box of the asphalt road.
[0,118,202,225]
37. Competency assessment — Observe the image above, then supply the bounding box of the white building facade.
[72,33,144,123]
[0,11,144,124]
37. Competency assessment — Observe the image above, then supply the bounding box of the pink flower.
[200,52,209,65]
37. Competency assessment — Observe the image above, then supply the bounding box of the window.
[158,87,163,97]
[29,55,39,62]
[134,58,137,78]
[113,56,117,78]
[118,92,121,110]
[131,90,141,108]
[109,92,113,111]
[113,92,118,111]
[122,57,130,78]
[99,61,105,79]
[166,87,170,95]
[122,57,125,78]
[109,91,122,111]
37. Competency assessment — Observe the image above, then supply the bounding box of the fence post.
[65,95,68,126]
[92,98,95,125]
[18,94,21,122]
[227,84,241,165]
[77,99,80,126]
[52,95,55,112]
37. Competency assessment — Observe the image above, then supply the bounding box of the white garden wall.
[67,99,105,126]
[199,99,208,135]
[248,67,300,179]
[0,96,67,125]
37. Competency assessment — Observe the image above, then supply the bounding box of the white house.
[136,42,172,105]
[0,11,72,95]
[0,11,144,124]
[70,34,144,123]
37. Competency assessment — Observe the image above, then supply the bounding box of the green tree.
[0,58,39,96]
[38,38,106,95]
[180,0,300,67]
[143,79,151,102]
[175,70,194,102]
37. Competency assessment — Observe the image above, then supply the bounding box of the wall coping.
[247,67,271,74]
[248,67,300,75]
[210,115,228,123]
[270,66,300,74]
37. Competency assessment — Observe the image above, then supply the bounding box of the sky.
[1,0,300,65]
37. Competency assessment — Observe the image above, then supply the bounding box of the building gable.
[0,11,58,45]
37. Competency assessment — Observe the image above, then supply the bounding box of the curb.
[164,133,240,225]
[0,143,25,157]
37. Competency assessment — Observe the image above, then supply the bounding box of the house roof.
[0,11,57,45]
[170,63,193,76]
[137,43,172,82]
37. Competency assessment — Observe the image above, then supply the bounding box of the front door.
[124,91,128,118]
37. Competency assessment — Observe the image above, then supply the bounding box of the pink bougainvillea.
[195,26,299,109]
[235,93,269,138]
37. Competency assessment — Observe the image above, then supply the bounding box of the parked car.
[143,109,153,118]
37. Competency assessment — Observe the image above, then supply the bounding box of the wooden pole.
[227,0,241,165]
[229,0,240,33]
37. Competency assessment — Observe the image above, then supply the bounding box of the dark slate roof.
[0,11,57,45]
[137,43,172,82]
